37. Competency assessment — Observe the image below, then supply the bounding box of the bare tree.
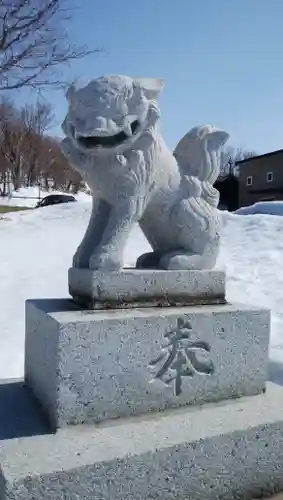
[0,96,85,194]
[219,146,257,177]
[0,0,99,91]
[0,97,27,190]
[21,100,55,135]
[21,100,55,185]
[0,146,11,195]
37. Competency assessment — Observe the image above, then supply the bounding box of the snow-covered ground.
[0,194,283,380]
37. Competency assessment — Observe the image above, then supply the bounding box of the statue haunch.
[61,75,229,271]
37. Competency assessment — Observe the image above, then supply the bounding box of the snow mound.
[235,201,283,216]
[0,200,282,379]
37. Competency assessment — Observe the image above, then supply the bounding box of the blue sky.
[16,0,283,153]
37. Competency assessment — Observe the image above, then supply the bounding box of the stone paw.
[158,251,205,271]
[136,250,165,269]
[89,251,122,271]
[163,255,196,270]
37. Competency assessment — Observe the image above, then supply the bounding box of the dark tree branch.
[219,146,258,177]
[0,0,100,90]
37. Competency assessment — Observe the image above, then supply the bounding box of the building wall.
[238,151,283,208]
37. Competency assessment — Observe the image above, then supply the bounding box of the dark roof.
[235,149,283,166]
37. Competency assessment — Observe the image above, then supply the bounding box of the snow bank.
[235,201,283,216]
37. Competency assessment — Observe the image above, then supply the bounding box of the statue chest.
[84,156,152,202]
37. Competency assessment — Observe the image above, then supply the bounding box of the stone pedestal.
[25,298,269,428]
[1,269,282,500]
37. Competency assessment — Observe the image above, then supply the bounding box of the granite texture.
[68,267,226,309]
[1,382,283,499]
[25,299,270,428]
[61,74,229,272]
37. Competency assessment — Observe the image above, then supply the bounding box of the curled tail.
[173,125,229,205]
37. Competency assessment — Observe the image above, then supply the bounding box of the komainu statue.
[61,75,229,271]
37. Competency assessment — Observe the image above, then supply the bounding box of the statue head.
[62,75,163,156]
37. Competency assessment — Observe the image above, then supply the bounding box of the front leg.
[89,149,147,271]
[73,198,111,268]
[89,197,141,271]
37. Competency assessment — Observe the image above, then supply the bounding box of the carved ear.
[207,130,230,150]
[65,84,76,104]
[134,78,164,100]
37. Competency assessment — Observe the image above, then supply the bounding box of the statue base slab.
[2,382,283,500]
[68,267,226,309]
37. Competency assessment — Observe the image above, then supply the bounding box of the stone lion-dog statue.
[61,75,229,271]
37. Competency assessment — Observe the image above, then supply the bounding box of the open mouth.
[74,119,140,149]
